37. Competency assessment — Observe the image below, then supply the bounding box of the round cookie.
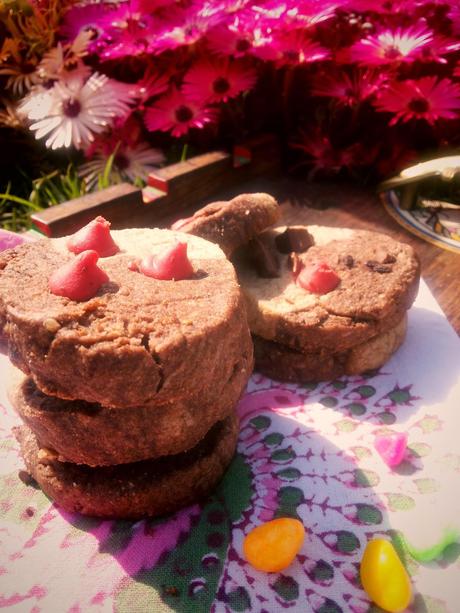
[171,193,280,256]
[15,413,239,519]
[253,314,407,383]
[8,347,251,466]
[237,225,420,353]
[0,228,252,408]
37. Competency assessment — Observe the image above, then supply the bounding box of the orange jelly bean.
[243,518,305,573]
[360,538,412,612]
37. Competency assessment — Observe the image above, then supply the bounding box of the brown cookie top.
[236,225,420,352]
[171,193,280,256]
[15,413,239,519]
[0,228,251,408]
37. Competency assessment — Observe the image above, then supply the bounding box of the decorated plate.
[381,190,460,254]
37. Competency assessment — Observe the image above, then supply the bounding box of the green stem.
[403,529,459,563]
[180,143,188,162]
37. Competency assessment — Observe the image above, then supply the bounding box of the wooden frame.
[31,134,280,238]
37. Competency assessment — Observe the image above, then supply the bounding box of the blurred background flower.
[0,0,459,229]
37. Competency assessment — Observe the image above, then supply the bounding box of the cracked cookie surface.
[0,228,252,408]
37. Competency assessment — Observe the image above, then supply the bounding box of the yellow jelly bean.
[360,538,412,612]
[243,518,305,573]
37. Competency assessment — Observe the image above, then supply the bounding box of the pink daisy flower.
[374,77,460,125]
[144,87,218,137]
[98,7,155,60]
[417,36,460,63]
[60,4,113,47]
[348,26,433,65]
[251,0,337,28]
[268,30,330,66]
[311,69,385,106]
[183,59,257,104]
[206,23,255,57]
[134,69,170,107]
[150,4,222,55]
[290,130,362,179]
[206,9,282,60]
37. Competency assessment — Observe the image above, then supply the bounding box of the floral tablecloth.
[1,279,460,613]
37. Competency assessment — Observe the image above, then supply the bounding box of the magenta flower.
[417,36,460,63]
[291,129,361,178]
[98,7,155,60]
[60,4,112,45]
[251,0,337,28]
[144,87,218,137]
[134,69,169,107]
[268,30,330,66]
[206,23,255,57]
[183,59,257,104]
[311,69,385,106]
[150,4,222,55]
[348,26,433,65]
[374,77,460,125]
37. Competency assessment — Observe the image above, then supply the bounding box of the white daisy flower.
[28,73,135,150]
[38,31,92,84]
[80,142,165,188]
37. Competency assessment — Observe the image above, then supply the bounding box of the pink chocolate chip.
[49,250,109,301]
[296,261,340,294]
[374,432,408,467]
[67,216,119,257]
[137,241,194,280]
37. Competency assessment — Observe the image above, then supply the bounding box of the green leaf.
[263,432,284,446]
[386,493,415,512]
[271,448,296,463]
[276,467,301,481]
[353,469,379,487]
[356,503,383,525]
[414,478,438,495]
[226,587,251,612]
[319,396,338,408]
[351,385,376,398]
[249,415,271,431]
[351,446,371,460]
[407,442,431,458]
[335,419,358,433]
[347,402,366,416]
[377,411,396,425]
[271,575,299,601]
[336,531,360,553]
[309,560,334,583]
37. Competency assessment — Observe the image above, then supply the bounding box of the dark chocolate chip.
[383,254,396,264]
[344,255,354,268]
[366,260,392,273]
[249,236,280,278]
[18,470,36,486]
[275,227,314,254]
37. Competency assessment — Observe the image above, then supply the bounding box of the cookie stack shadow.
[1,228,253,519]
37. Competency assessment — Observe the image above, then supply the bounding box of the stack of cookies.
[172,195,421,383]
[0,223,253,518]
